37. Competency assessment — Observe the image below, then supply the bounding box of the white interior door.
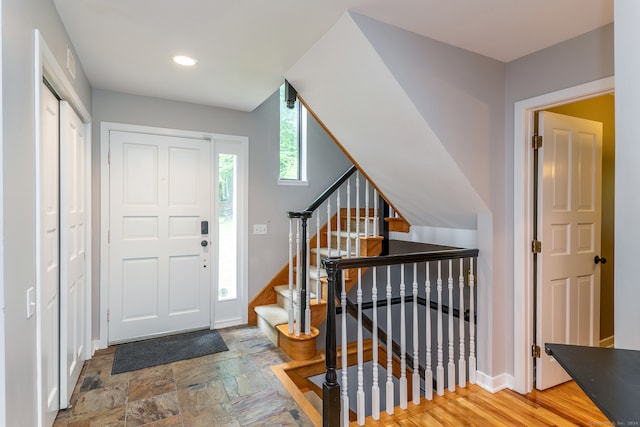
[108,131,212,343]
[536,111,603,390]
[40,81,60,427]
[59,101,87,408]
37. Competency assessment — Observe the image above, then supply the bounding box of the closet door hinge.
[532,344,541,358]
[532,135,543,149]
[531,240,542,253]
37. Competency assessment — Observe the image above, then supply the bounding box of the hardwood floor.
[358,381,608,426]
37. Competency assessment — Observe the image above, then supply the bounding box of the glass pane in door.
[218,153,237,301]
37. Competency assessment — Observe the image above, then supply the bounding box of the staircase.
[249,165,405,361]
[253,210,384,360]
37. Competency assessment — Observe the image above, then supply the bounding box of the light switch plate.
[253,224,268,235]
[26,287,35,319]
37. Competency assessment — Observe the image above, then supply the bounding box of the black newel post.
[379,195,390,256]
[322,258,341,426]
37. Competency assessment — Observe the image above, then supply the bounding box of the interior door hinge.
[107,309,110,322]
[531,240,542,253]
[532,135,542,149]
[532,344,541,358]
[108,229,111,244]
[108,151,111,165]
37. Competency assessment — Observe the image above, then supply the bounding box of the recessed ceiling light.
[173,55,197,66]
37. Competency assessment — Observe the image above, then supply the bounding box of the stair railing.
[287,165,383,336]
[322,248,479,426]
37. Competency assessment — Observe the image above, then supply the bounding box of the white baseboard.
[600,335,614,348]
[475,371,514,393]
[91,340,103,355]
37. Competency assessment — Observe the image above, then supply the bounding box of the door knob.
[594,255,607,265]
[201,240,208,247]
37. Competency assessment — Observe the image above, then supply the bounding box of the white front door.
[108,131,212,343]
[59,101,88,407]
[40,81,60,427]
[536,111,603,390]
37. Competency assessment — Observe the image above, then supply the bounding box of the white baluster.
[386,265,394,414]
[373,189,379,238]
[316,213,321,303]
[400,265,407,409]
[305,224,311,335]
[356,173,360,258]
[448,259,455,392]
[288,218,294,334]
[336,189,341,256]
[459,258,466,388]
[425,262,433,401]
[371,266,380,420]
[346,178,351,259]
[436,261,444,396]
[296,219,301,337]
[357,267,364,425]
[469,258,476,384]
[341,274,349,426]
[365,179,370,237]
[327,199,331,258]
[412,263,420,405]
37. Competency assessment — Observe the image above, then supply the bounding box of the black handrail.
[326,248,479,270]
[305,165,357,213]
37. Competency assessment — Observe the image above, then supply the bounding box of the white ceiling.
[53,0,613,112]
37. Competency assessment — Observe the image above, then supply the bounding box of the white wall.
[614,2,640,351]
[2,0,91,424]
[91,88,352,339]
[0,0,6,424]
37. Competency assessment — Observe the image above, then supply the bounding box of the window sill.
[277,179,309,187]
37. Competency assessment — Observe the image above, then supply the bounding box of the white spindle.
[326,199,331,258]
[288,218,294,334]
[412,263,420,404]
[346,178,351,259]
[296,220,301,337]
[365,180,370,237]
[469,258,476,384]
[341,274,349,426]
[356,173,361,258]
[399,265,407,409]
[436,261,444,395]
[336,189,341,256]
[316,213,321,304]
[373,189,379,237]
[459,258,466,388]
[305,224,311,335]
[357,267,364,425]
[371,266,380,420]
[448,259,455,392]
[386,265,394,414]
[425,262,433,401]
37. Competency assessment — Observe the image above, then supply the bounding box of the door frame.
[512,76,614,394]
[99,123,249,348]
[34,30,92,425]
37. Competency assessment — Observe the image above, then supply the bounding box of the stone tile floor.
[54,325,315,426]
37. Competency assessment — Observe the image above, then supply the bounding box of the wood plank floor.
[359,381,608,426]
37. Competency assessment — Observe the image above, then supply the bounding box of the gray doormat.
[111,329,228,374]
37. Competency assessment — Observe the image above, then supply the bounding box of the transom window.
[279,83,307,184]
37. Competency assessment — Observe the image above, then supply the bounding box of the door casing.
[99,122,249,349]
[512,76,614,394]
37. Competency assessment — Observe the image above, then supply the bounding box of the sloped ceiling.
[286,13,489,229]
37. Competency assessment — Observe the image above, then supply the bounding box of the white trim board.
[512,76,614,394]
[98,122,249,349]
